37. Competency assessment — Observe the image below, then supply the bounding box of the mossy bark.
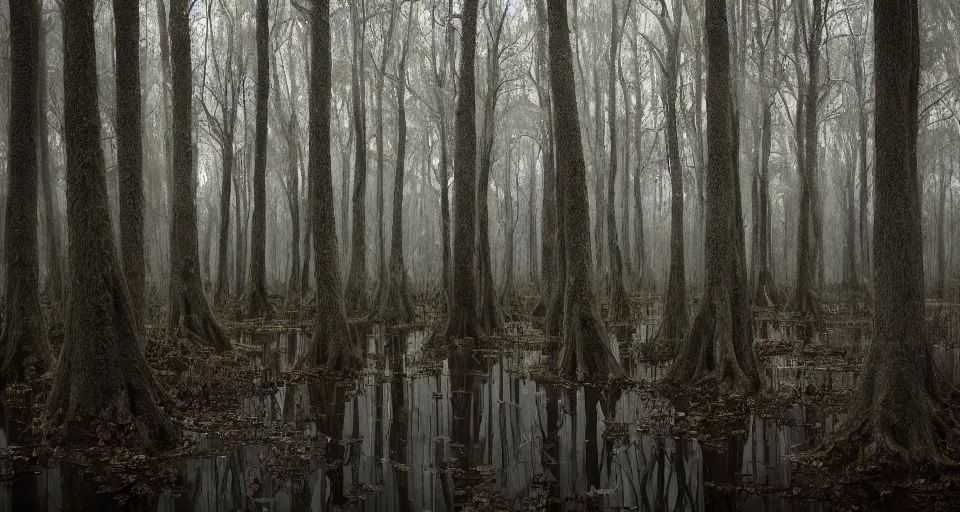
[440,0,482,342]
[547,0,625,380]
[298,0,362,372]
[168,0,230,351]
[49,0,178,449]
[666,0,760,393]
[826,0,959,468]
[1,0,52,389]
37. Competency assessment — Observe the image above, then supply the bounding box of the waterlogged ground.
[3,299,960,511]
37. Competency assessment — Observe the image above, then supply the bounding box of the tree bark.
[49,0,178,448]
[247,0,273,320]
[115,0,146,327]
[827,0,959,467]
[547,0,625,379]
[377,6,414,325]
[168,0,230,350]
[605,0,630,322]
[440,0,482,341]
[0,0,52,389]
[654,1,689,341]
[298,0,362,371]
[344,0,369,314]
[38,18,64,304]
[666,0,760,393]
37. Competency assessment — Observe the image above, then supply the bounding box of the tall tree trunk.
[828,0,957,467]
[373,3,398,303]
[655,2,689,341]
[605,0,630,322]
[115,0,146,327]
[788,0,825,317]
[547,0,624,379]
[377,6,414,325]
[49,0,177,448]
[0,0,52,389]
[168,0,230,350]
[666,0,760,392]
[344,0,369,314]
[440,0,482,341]
[38,19,63,304]
[247,0,273,320]
[476,0,507,332]
[298,0,361,370]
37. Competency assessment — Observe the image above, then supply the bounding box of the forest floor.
[2,293,960,510]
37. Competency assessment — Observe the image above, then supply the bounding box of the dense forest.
[1,0,960,509]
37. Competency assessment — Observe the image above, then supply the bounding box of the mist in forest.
[1,0,960,510]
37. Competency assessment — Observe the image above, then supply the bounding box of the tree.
[0,0,52,389]
[441,0,482,341]
[115,0,146,326]
[787,0,828,317]
[604,0,632,322]
[475,0,508,331]
[247,0,274,320]
[665,0,760,392]
[48,0,178,448]
[826,0,958,468]
[547,0,624,379]
[647,0,689,341]
[344,0,370,314]
[168,0,230,351]
[298,0,362,371]
[377,3,415,325]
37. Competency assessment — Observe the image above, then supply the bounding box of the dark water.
[3,318,958,512]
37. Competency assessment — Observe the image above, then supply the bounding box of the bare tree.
[247,0,274,319]
[168,0,230,350]
[666,0,761,392]
[827,0,958,467]
[377,1,415,325]
[298,0,362,371]
[344,0,370,314]
[547,0,625,379]
[441,0,482,341]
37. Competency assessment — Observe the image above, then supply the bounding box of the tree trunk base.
[344,269,368,315]
[0,303,52,389]
[654,298,689,342]
[170,288,232,351]
[298,314,363,372]
[824,368,960,469]
[666,299,760,393]
[245,284,274,321]
[478,280,502,332]
[437,303,481,345]
[608,279,631,322]
[754,270,784,308]
[375,269,414,326]
[49,271,179,450]
[557,302,626,380]
[787,285,822,318]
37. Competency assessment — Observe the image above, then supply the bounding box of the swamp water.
[2,317,958,512]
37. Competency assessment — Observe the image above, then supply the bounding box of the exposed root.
[170,288,232,352]
[557,302,626,380]
[666,299,760,394]
[823,365,960,470]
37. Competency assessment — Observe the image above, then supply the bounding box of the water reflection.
[0,326,885,511]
